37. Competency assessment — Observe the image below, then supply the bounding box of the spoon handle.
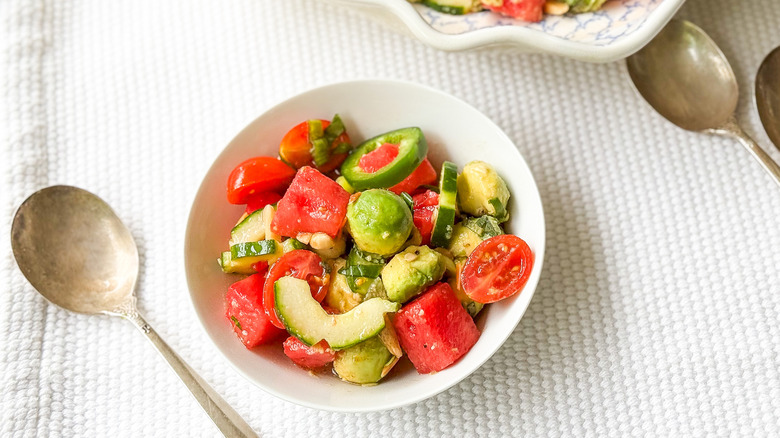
[717,119,780,188]
[122,309,258,438]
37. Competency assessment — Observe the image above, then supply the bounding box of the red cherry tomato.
[412,190,438,246]
[227,157,295,205]
[244,191,282,214]
[461,234,534,303]
[282,337,336,369]
[262,250,330,329]
[279,120,351,173]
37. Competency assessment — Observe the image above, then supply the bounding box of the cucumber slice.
[230,240,277,258]
[219,251,258,274]
[340,127,427,190]
[421,0,481,14]
[430,161,458,248]
[274,277,399,350]
[229,209,265,246]
[281,238,306,253]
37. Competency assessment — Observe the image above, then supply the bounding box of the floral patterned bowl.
[323,0,686,62]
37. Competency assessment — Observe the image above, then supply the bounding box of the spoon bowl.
[756,45,780,150]
[11,185,256,438]
[626,19,780,188]
[12,185,138,314]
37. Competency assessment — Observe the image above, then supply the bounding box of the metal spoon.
[756,45,780,151]
[10,185,257,438]
[626,19,780,188]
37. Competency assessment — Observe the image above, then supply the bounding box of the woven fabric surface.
[2,0,779,436]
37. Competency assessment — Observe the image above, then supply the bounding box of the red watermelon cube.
[271,166,350,238]
[393,283,481,374]
[481,0,544,22]
[225,272,286,348]
[283,337,336,369]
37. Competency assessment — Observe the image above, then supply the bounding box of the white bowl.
[323,0,686,62]
[184,79,546,412]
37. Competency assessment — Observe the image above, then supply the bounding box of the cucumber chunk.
[275,277,399,350]
[430,161,458,248]
[229,209,265,245]
[230,240,277,258]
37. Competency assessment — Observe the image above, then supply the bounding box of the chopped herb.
[230,315,242,330]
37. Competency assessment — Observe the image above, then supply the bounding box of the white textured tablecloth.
[2,0,780,436]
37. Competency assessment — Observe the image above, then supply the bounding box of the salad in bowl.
[184,80,545,411]
[219,116,535,384]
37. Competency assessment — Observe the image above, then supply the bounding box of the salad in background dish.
[218,114,535,385]
[410,0,608,21]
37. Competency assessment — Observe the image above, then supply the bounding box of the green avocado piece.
[448,223,483,259]
[381,245,445,303]
[333,336,394,385]
[457,161,510,221]
[347,189,413,256]
[323,259,364,313]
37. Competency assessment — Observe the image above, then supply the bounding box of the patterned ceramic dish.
[323,0,686,62]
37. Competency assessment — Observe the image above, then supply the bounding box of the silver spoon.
[10,185,257,438]
[626,19,780,188]
[756,45,780,151]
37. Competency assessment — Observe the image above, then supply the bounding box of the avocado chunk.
[448,215,504,258]
[381,245,445,303]
[457,161,510,221]
[448,223,483,259]
[347,189,413,256]
[448,258,483,317]
[323,259,364,313]
[333,336,394,385]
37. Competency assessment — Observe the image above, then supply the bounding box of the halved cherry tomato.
[262,250,330,329]
[389,158,437,195]
[358,143,399,173]
[227,157,295,204]
[245,191,282,214]
[280,120,351,173]
[461,234,534,303]
[412,190,438,246]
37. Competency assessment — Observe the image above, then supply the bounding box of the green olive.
[346,189,412,256]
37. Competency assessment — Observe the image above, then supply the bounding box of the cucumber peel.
[430,161,458,248]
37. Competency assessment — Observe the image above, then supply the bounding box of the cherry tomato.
[227,157,295,205]
[262,250,330,328]
[279,120,351,173]
[245,191,282,214]
[461,234,534,303]
[412,190,438,246]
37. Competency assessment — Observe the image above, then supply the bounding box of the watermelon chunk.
[393,283,480,374]
[283,337,336,369]
[225,272,286,348]
[271,166,350,238]
[389,158,437,195]
[358,143,400,173]
[412,190,439,246]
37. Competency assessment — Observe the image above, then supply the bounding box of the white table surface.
[2,0,779,436]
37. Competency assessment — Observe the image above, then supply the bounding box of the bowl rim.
[331,0,686,62]
[184,78,546,412]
